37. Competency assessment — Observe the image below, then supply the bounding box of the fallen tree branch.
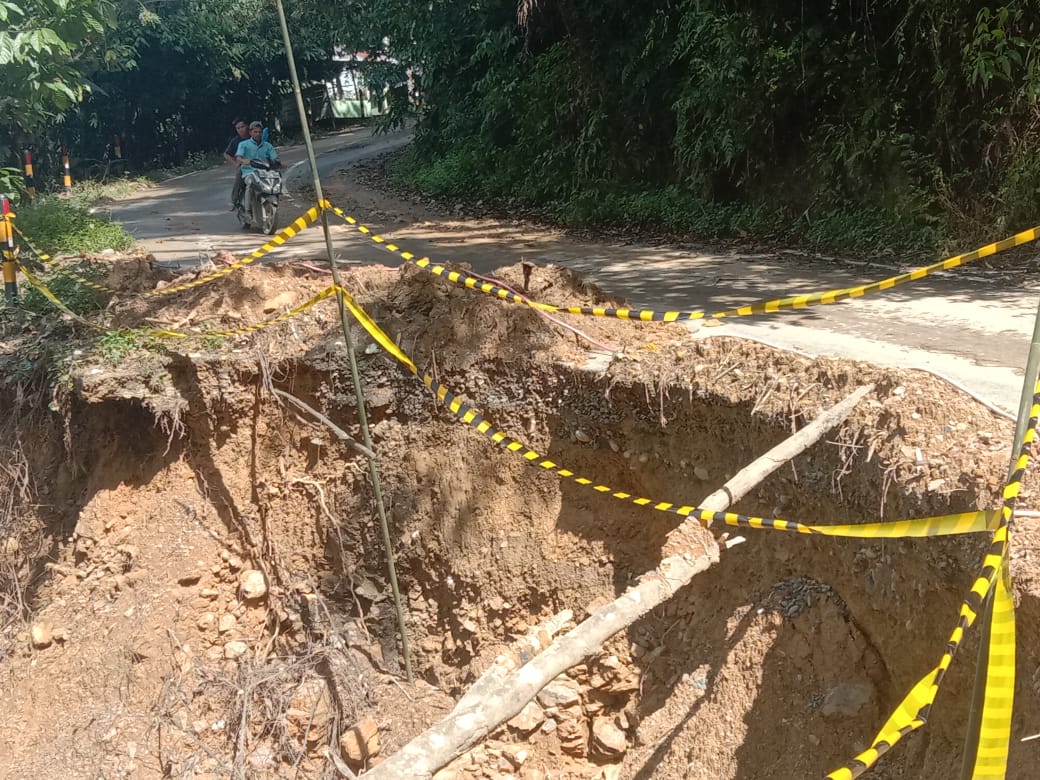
[699,384,875,522]
[271,389,377,459]
[365,384,874,779]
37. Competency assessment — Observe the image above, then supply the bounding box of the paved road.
[108,128,1039,414]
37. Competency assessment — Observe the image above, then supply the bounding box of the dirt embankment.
[1,257,1038,779]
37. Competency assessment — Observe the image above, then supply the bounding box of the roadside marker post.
[61,144,72,196]
[113,135,122,161]
[22,148,36,201]
[1,196,17,305]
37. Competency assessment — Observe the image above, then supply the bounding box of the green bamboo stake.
[273,0,413,683]
[959,296,1040,778]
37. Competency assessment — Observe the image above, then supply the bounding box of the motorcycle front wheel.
[261,202,278,235]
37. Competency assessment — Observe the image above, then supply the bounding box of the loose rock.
[821,682,875,717]
[239,569,267,601]
[223,640,248,659]
[508,701,545,733]
[30,621,53,649]
[536,678,582,710]
[591,717,628,759]
[340,717,380,764]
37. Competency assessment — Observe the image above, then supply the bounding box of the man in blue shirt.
[235,121,280,178]
[224,118,249,209]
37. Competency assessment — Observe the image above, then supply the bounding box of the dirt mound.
[1,257,1037,779]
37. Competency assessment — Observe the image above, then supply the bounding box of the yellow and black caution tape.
[141,205,323,298]
[12,222,120,296]
[828,379,1037,779]
[148,285,340,339]
[14,206,321,300]
[334,281,1004,540]
[322,200,1040,324]
[11,223,55,265]
[19,257,336,342]
[17,262,106,331]
[970,566,1015,780]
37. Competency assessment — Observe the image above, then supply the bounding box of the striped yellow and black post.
[1,196,17,305]
[22,148,36,201]
[60,144,72,195]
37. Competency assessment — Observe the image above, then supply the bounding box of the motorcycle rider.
[235,121,281,215]
[224,118,249,210]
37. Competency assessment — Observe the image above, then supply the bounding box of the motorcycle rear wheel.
[261,202,277,235]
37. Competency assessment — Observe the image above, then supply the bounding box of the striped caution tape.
[333,282,1002,540]
[14,207,321,300]
[827,377,1038,779]
[970,565,1015,780]
[321,200,1040,323]
[142,205,322,297]
[19,257,337,342]
[13,222,126,296]
[17,262,106,331]
[10,222,55,265]
[146,285,340,339]
[708,224,1040,320]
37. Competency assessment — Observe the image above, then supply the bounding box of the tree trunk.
[363,384,874,779]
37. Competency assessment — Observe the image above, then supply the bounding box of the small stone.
[503,746,528,768]
[199,588,220,600]
[573,429,591,443]
[178,573,202,586]
[263,291,297,313]
[536,679,582,710]
[223,640,248,659]
[420,636,442,654]
[196,612,217,631]
[591,717,628,758]
[693,466,709,481]
[239,570,267,601]
[821,682,874,718]
[340,717,380,764]
[30,621,53,649]
[218,614,237,634]
[507,701,545,733]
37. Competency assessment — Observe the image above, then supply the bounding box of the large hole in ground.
[1,264,1036,779]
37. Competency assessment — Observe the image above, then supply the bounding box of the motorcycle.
[236,158,282,235]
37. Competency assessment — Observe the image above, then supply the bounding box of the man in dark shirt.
[224,118,249,209]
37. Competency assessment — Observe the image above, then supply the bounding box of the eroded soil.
[0,251,1038,779]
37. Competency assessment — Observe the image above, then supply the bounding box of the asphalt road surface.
[107,127,1040,415]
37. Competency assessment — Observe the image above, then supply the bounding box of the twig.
[272,389,377,459]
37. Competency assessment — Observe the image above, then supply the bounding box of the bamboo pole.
[272,0,413,683]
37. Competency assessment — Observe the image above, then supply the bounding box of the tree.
[0,0,121,131]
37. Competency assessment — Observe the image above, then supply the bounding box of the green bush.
[20,266,109,317]
[13,198,134,255]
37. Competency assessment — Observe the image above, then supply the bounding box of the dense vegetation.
[6,1,1040,248]
[372,0,1040,247]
